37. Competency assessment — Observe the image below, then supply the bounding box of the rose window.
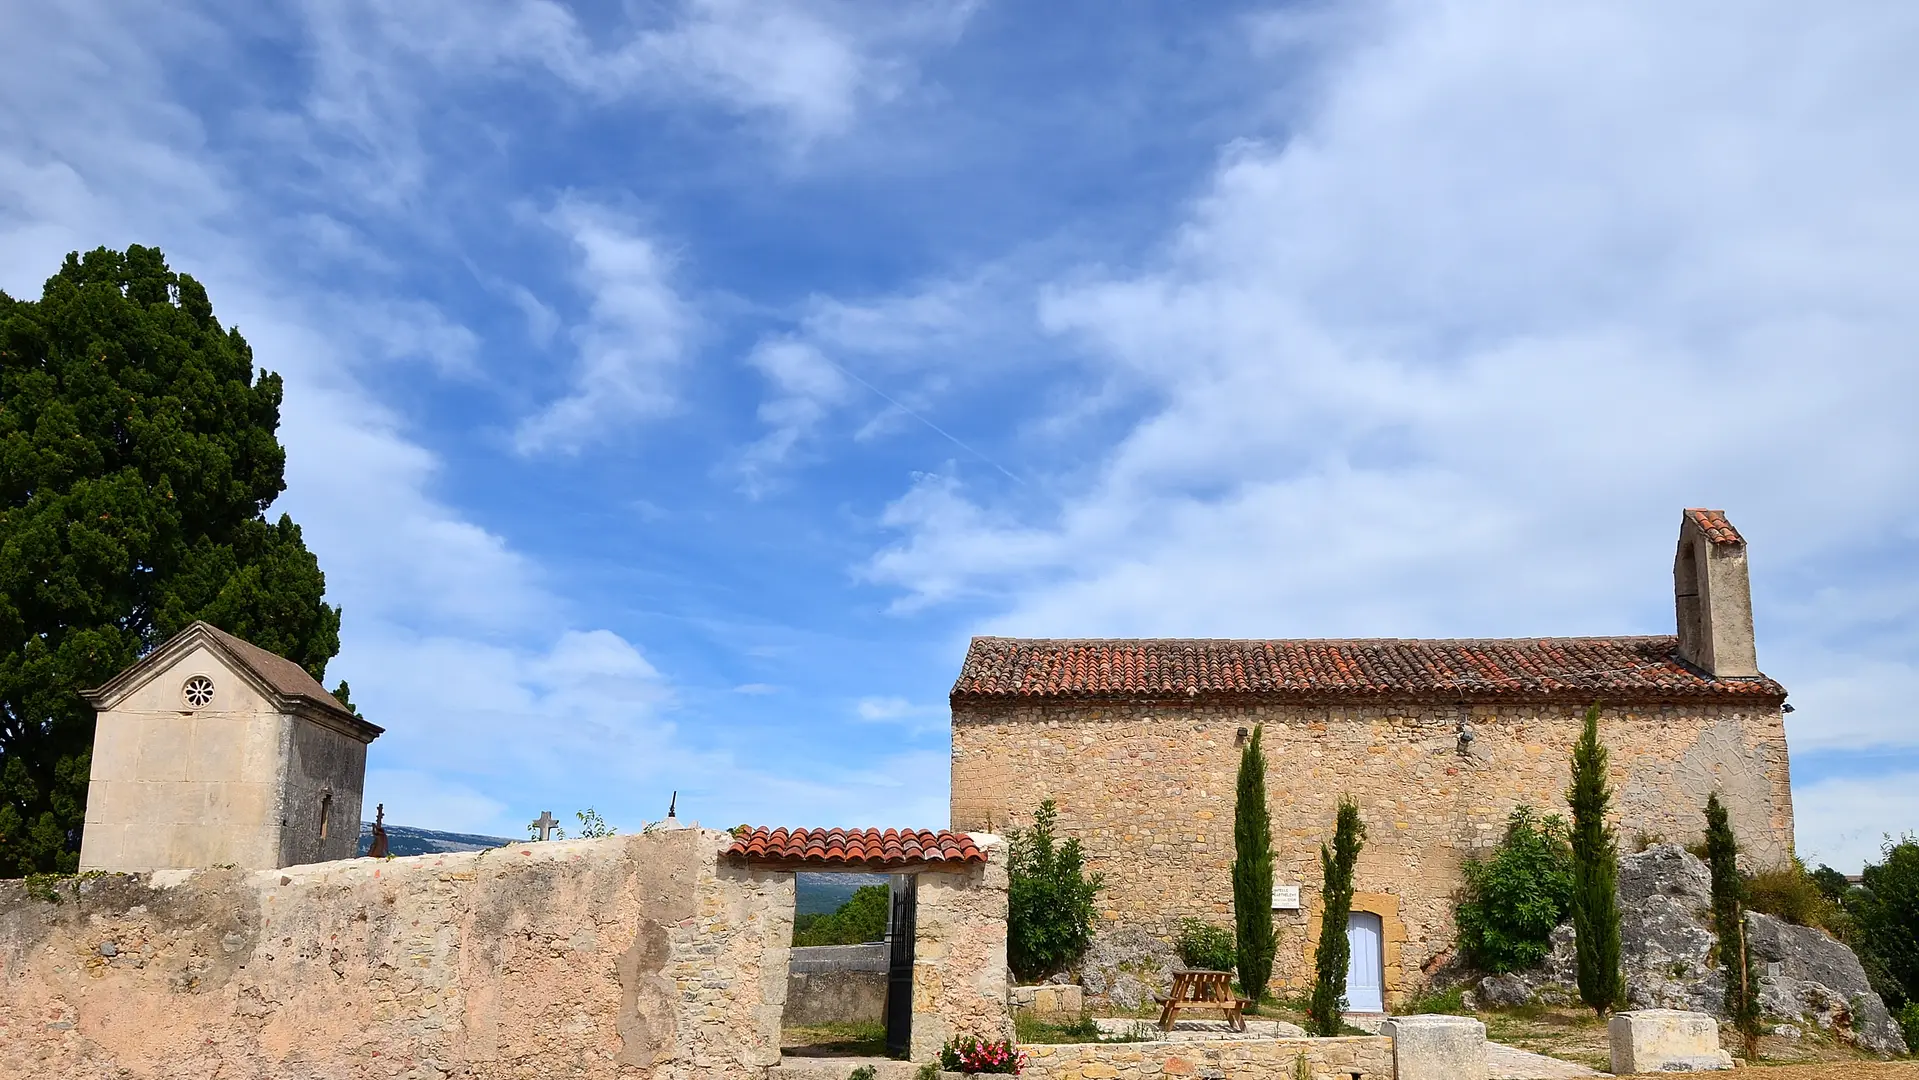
[182,675,215,709]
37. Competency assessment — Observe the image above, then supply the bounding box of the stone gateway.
[948,510,1793,1008]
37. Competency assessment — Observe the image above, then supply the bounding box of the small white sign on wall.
[1271,884,1301,910]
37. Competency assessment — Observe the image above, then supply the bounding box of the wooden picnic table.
[1154,969,1250,1032]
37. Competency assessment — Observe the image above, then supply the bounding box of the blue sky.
[4,1,1916,869]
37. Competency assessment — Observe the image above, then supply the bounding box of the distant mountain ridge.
[357,822,513,857]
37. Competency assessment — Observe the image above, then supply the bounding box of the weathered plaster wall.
[1019,1035,1393,1080]
[1,828,793,1079]
[912,835,1015,1059]
[277,716,369,867]
[80,643,289,872]
[952,699,1791,1005]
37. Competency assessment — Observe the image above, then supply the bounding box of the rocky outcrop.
[1479,845,1906,1056]
[1073,926,1181,1011]
[1746,910,1906,1056]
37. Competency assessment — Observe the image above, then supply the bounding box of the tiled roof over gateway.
[951,635,1785,704]
[725,827,986,868]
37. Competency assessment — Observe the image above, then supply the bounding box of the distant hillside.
[797,871,888,915]
[357,822,513,857]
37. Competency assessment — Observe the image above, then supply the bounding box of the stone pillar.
[1382,1014,1487,1080]
[911,834,1014,1061]
[1608,1010,1734,1073]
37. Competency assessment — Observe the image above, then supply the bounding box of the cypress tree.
[1232,724,1277,1004]
[0,246,341,875]
[1567,703,1626,1015]
[1308,798,1364,1036]
[1706,792,1761,1059]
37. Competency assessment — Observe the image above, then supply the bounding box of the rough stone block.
[1608,1009,1733,1073]
[1382,1013,1486,1080]
[1012,983,1084,1015]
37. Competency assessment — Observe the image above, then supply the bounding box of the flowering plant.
[939,1035,1025,1075]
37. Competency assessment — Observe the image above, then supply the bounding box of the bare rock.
[1746,911,1907,1057]
[1073,926,1179,1011]
[1476,972,1534,1008]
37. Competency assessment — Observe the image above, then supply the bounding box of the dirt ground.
[1484,1003,1905,1072]
[1644,1064,1919,1079]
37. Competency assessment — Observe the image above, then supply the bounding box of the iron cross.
[532,810,559,841]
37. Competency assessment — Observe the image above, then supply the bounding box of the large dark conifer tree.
[0,246,340,875]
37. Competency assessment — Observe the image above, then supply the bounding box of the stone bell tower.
[77,621,383,872]
[1674,508,1760,678]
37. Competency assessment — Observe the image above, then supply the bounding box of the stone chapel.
[948,509,1793,1010]
[77,621,382,873]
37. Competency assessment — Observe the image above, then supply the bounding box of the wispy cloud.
[515,197,695,454]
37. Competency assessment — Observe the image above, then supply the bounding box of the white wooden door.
[1345,911,1384,1012]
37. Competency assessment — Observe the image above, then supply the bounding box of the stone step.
[769,1056,921,1080]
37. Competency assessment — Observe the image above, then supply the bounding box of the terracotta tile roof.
[725,827,985,868]
[1685,508,1744,546]
[951,635,1784,705]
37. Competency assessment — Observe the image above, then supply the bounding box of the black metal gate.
[883,873,917,1058]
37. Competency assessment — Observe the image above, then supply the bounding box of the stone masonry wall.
[913,834,1016,1059]
[0,828,794,1080]
[1020,1035,1393,1080]
[952,699,1791,1007]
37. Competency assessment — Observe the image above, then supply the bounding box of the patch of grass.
[1394,985,1470,1016]
[780,1021,888,1058]
[1015,1012,1154,1044]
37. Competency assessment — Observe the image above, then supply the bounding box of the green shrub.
[1396,984,1470,1015]
[916,1063,941,1080]
[1900,1003,1919,1058]
[1455,806,1574,973]
[1744,858,1845,934]
[848,1066,877,1080]
[1006,800,1103,981]
[1177,918,1238,972]
[1855,838,1919,1009]
[793,884,890,947]
[1811,864,1853,903]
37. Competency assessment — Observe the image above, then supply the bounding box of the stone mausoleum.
[77,620,383,872]
[949,509,1794,1010]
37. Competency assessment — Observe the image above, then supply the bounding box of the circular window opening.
[182,675,215,709]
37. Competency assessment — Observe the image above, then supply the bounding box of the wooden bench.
[1154,969,1251,1032]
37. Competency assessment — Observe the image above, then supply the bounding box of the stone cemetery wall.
[0,829,794,1080]
[952,698,1791,1006]
[912,840,1016,1059]
[784,944,887,1026]
[1019,1035,1393,1080]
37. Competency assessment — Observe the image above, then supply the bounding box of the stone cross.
[532,811,559,841]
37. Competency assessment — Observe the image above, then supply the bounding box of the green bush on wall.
[1454,806,1575,973]
[1176,918,1237,972]
[1006,800,1103,982]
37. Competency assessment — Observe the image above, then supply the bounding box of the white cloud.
[734,339,852,492]
[514,197,695,454]
[865,0,1919,769]
[1793,772,1919,873]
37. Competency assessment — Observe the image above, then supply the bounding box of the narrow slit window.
[320,793,332,840]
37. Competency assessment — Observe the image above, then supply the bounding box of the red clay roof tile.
[724,827,985,868]
[1685,508,1744,546]
[950,635,1783,704]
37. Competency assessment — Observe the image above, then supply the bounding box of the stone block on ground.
[1011,983,1083,1015]
[1607,1009,1733,1073]
[1383,1013,1487,1080]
